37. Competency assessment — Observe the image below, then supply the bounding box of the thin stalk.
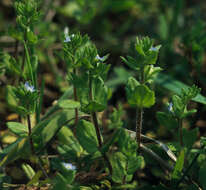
[27,115,35,154]
[136,65,144,151]
[73,68,78,126]
[178,118,183,147]
[88,73,112,175]
[92,112,102,147]
[27,115,48,178]
[136,108,144,151]
[37,156,49,178]
[23,41,34,85]
[17,31,26,84]
[36,78,45,124]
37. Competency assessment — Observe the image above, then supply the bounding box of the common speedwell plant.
[1,0,206,189]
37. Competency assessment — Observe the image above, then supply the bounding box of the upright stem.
[88,73,112,175]
[92,112,102,147]
[27,115,35,154]
[136,65,145,151]
[178,118,183,147]
[136,108,144,151]
[73,68,79,126]
[27,115,49,178]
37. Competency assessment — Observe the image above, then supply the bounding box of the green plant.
[1,0,206,189]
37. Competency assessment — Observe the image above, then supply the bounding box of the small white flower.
[64,27,69,36]
[64,34,75,43]
[149,46,158,52]
[62,162,76,170]
[168,102,173,112]
[24,82,35,92]
[96,54,104,62]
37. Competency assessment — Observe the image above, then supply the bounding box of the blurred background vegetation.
[1,0,206,149]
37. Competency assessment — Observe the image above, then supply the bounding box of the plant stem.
[178,118,183,147]
[27,115,35,154]
[73,68,78,126]
[89,73,112,175]
[176,151,200,188]
[92,112,102,147]
[136,107,144,151]
[27,115,49,178]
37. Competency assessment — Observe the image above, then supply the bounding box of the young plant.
[121,37,162,150]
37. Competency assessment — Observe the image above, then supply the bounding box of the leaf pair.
[126,77,155,108]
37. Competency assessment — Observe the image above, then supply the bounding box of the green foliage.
[111,152,127,183]
[156,112,178,131]
[171,85,200,119]
[172,149,185,180]
[7,122,28,137]
[199,162,206,190]
[126,83,155,108]
[58,100,80,109]
[76,120,99,154]
[21,163,35,180]
[1,0,206,189]
[13,82,38,115]
[121,37,161,71]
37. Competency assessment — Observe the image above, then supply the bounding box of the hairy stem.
[136,108,144,151]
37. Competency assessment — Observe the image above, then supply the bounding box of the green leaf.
[172,149,185,180]
[5,85,23,114]
[85,100,106,112]
[183,128,198,149]
[32,109,76,152]
[156,112,177,130]
[22,163,35,180]
[172,95,185,118]
[121,56,139,71]
[144,65,162,84]
[27,171,42,186]
[199,162,206,190]
[26,30,38,44]
[76,120,99,154]
[101,128,122,154]
[126,76,140,90]
[126,84,155,108]
[90,77,108,112]
[111,152,127,183]
[7,122,28,137]
[0,110,76,167]
[155,73,206,105]
[127,156,144,175]
[0,138,30,167]
[57,126,83,158]
[58,99,80,109]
